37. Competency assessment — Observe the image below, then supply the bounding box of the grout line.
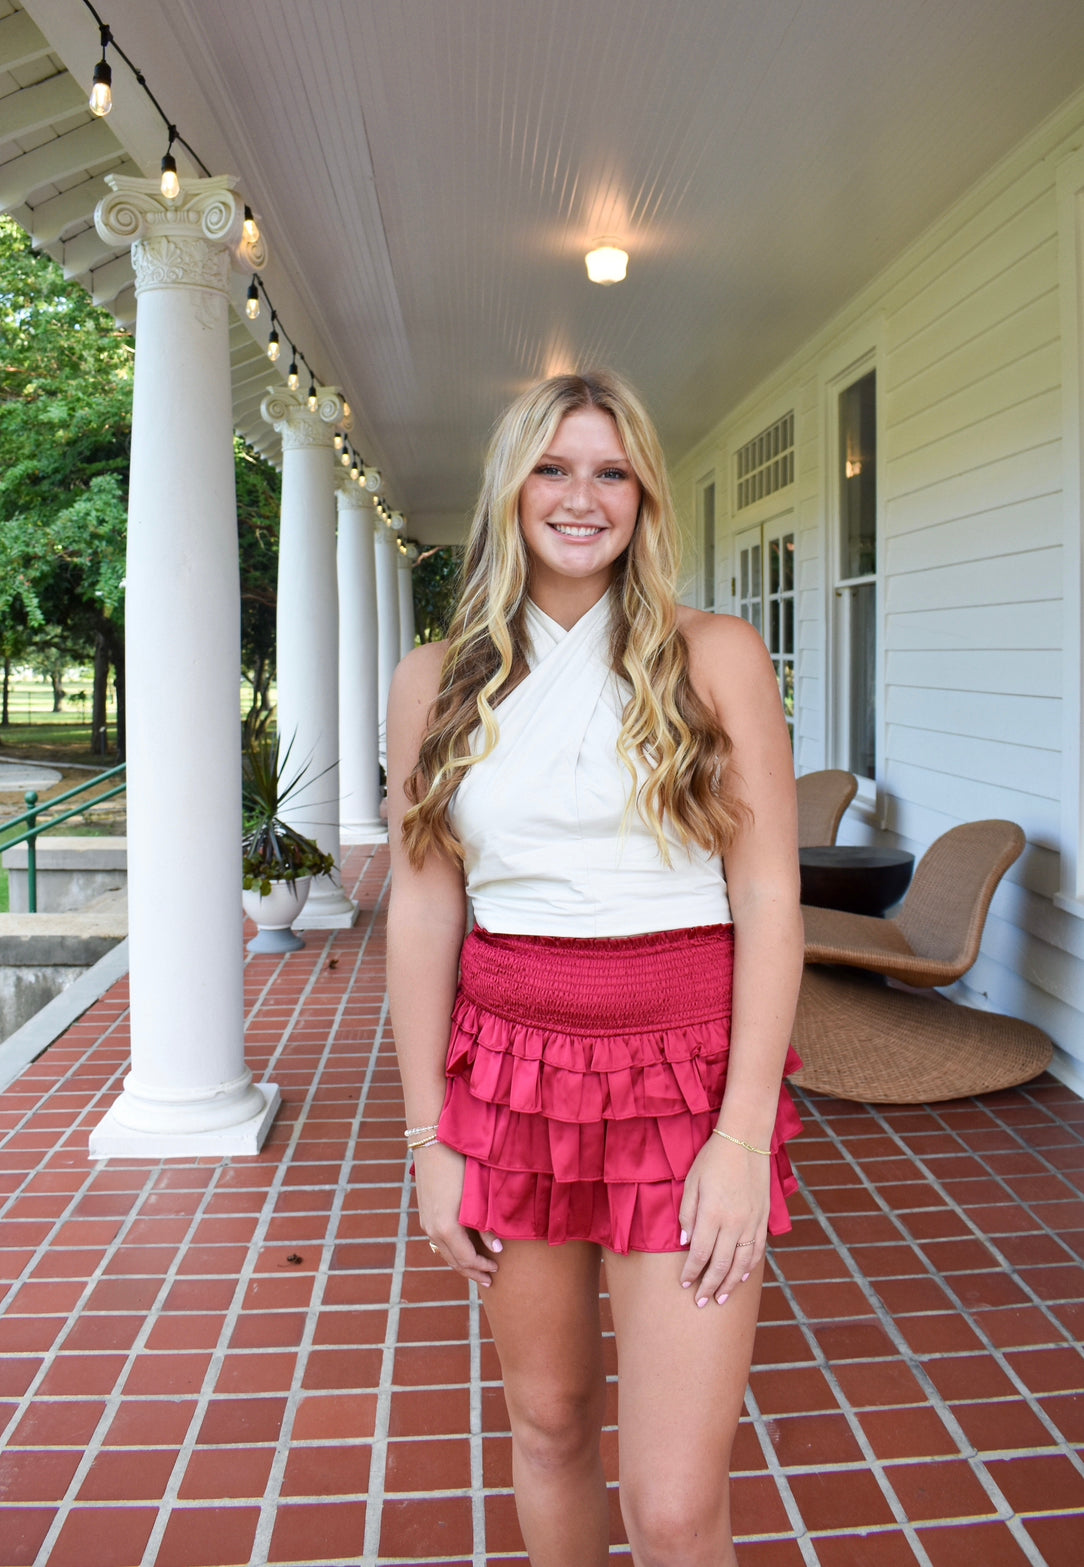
[28,1164,228,1567]
[740,1384,820,1562]
[791,1092,1056,1564]
[245,923,386,1567]
[361,1084,412,1562]
[468,1284,487,1567]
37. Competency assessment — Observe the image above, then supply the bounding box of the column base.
[340,820,388,845]
[89,1082,281,1159]
[293,878,359,928]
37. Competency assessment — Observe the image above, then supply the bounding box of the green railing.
[1,764,127,913]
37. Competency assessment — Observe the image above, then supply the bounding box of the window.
[700,478,716,610]
[834,369,877,779]
[735,518,795,742]
[735,412,794,511]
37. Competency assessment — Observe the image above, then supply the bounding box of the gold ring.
[735,1240,755,1248]
[428,1242,440,1254]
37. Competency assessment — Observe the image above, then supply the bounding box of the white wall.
[671,85,1084,1091]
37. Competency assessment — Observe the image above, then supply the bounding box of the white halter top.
[449,593,732,937]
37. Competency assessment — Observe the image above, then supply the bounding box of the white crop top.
[448,592,732,937]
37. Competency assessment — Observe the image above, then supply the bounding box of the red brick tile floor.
[0,844,1081,1565]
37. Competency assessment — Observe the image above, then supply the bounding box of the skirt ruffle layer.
[438,924,803,1255]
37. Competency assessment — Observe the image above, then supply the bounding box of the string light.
[89,24,112,115]
[333,431,343,451]
[160,126,180,200]
[78,2,403,522]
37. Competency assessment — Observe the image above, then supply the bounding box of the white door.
[734,514,795,741]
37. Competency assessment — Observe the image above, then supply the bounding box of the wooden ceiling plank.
[0,70,85,140]
[21,156,137,240]
[0,9,49,74]
[0,116,119,209]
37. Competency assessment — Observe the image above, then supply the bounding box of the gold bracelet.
[403,1123,439,1140]
[407,1135,440,1151]
[712,1128,771,1158]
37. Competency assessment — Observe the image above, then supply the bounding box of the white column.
[261,388,358,928]
[374,521,402,762]
[89,174,279,1158]
[397,542,417,660]
[336,480,385,841]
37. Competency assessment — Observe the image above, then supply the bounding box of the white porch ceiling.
[7,0,1084,542]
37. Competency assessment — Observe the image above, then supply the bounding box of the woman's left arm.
[677,611,804,1307]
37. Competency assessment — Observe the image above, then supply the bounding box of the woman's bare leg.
[605,1249,764,1567]
[479,1239,609,1567]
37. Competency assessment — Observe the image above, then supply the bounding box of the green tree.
[235,438,281,740]
[412,545,462,643]
[0,215,132,750]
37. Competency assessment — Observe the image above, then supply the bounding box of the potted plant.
[241,733,336,952]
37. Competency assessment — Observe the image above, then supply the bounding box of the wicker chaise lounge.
[796,769,858,847]
[791,819,1054,1103]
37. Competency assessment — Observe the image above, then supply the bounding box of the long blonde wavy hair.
[402,370,747,867]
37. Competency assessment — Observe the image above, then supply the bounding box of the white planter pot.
[242,876,312,953]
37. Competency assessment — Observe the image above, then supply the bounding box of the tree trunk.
[1,655,9,728]
[51,670,64,712]
[92,634,109,755]
[111,631,126,760]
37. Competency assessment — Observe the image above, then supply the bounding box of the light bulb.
[307,379,318,412]
[340,447,351,467]
[243,205,260,243]
[350,458,360,480]
[89,59,112,117]
[584,243,628,285]
[245,281,260,320]
[267,328,280,363]
[160,152,180,201]
[287,359,299,391]
[342,401,352,421]
[333,432,343,451]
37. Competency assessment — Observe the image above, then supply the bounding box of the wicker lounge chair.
[792,819,1053,1102]
[796,769,858,847]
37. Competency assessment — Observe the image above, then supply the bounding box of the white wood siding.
[671,88,1084,1089]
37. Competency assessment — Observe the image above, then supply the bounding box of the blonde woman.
[387,371,803,1566]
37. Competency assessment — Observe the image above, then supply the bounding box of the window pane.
[769,597,780,655]
[702,482,715,610]
[847,581,876,778]
[769,537,780,596]
[783,596,794,656]
[782,533,794,592]
[839,370,876,578]
[751,544,761,599]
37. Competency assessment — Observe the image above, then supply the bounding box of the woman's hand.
[678,1134,771,1307]
[413,1141,501,1288]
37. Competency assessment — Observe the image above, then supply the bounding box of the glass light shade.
[307,381,318,411]
[349,462,360,480]
[160,153,180,201]
[89,60,112,117]
[266,331,280,362]
[333,432,343,450]
[340,448,351,467]
[243,205,260,243]
[245,282,260,320]
[287,361,299,391]
[585,244,628,285]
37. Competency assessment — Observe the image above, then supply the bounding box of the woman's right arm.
[385,645,499,1288]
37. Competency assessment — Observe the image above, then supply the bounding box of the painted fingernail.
[681,1278,692,1288]
[679,1229,688,1246]
[491,1238,503,1253]
[741,1272,751,1282]
[696,1296,708,1308]
[716,1292,729,1304]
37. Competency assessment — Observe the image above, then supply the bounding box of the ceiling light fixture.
[585,242,628,286]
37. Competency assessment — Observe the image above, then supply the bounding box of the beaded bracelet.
[408,1135,440,1151]
[403,1123,439,1140]
[713,1128,771,1158]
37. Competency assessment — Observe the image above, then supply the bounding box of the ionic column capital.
[335,476,374,511]
[262,386,344,449]
[95,174,266,297]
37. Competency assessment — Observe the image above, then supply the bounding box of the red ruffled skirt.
[437,923,803,1254]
